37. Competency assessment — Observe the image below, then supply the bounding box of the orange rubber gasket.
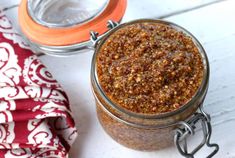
[19,0,127,46]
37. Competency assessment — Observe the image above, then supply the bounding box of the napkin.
[0,9,77,158]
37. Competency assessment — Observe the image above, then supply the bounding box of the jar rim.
[91,19,209,120]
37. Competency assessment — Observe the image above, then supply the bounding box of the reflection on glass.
[28,0,110,27]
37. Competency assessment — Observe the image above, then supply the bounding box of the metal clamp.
[174,107,219,158]
[90,20,119,47]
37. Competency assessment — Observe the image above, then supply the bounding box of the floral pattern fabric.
[0,9,77,158]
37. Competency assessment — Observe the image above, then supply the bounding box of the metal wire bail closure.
[174,106,219,158]
[90,20,119,48]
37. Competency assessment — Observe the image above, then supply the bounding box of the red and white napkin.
[0,9,77,158]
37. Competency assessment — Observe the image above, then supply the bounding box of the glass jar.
[91,19,219,157]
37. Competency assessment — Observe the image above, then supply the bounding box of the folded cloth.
[0,9,77,158]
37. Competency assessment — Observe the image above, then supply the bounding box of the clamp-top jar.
[18,1,219,157]
[90,19,219,157]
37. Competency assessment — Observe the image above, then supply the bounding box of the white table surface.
[2,0,235,157]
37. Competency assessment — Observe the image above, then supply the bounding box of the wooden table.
[1,0,235,157]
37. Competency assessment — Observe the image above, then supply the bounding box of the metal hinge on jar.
[174,107,219,158]
[90,20,119,48]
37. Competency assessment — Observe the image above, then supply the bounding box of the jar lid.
[19,0,127,51]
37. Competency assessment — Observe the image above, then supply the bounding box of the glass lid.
[27,0,110,28]
[19,0,127,55]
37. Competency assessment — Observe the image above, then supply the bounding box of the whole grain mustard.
[97,22,203,114]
